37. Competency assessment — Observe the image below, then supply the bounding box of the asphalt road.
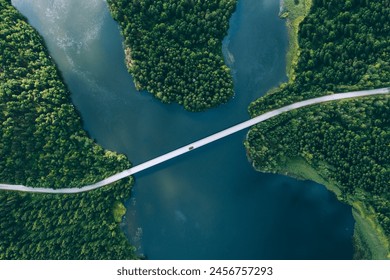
[0,87,388,194]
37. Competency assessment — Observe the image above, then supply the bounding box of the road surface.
[0,87,389,194]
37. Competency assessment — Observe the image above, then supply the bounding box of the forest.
[0,0,136,259]
[249,0,389,115]
[246,0,389,259]
[107,0,236,111]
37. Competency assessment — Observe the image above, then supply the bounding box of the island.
[246,0,390,259]
[0,0,136,259]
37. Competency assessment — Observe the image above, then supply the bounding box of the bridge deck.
[0,88,389,194]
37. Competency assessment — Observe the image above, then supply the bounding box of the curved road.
[0,87,389,194]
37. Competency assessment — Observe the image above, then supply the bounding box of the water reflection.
[12,0,355,259]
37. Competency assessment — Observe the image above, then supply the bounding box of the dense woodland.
[249,0,389,114]
[0,0,136,259]
[107,0,236,111]
[246,0,389,258]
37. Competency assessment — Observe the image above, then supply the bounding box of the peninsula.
[246,0,390,259]
[107,0,237,111]
[0,0,136,259]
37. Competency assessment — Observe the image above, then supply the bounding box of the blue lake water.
[12,0,355,259]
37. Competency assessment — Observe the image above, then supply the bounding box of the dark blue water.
[12,0,355,259]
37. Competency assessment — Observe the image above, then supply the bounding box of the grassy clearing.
[113,201,127,223]
[352,201,390,259]
[278,157,343,199]
[280,0,312,81]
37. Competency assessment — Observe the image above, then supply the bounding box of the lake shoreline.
[279,0,312,81]
[248,156,390,259]
[10,0,355,260]
[246,0,389,259]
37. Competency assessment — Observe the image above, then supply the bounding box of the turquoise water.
[12,0,354,259]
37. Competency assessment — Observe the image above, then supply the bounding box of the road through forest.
[0,87,389,194]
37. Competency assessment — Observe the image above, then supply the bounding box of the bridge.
[0,87,389,194]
